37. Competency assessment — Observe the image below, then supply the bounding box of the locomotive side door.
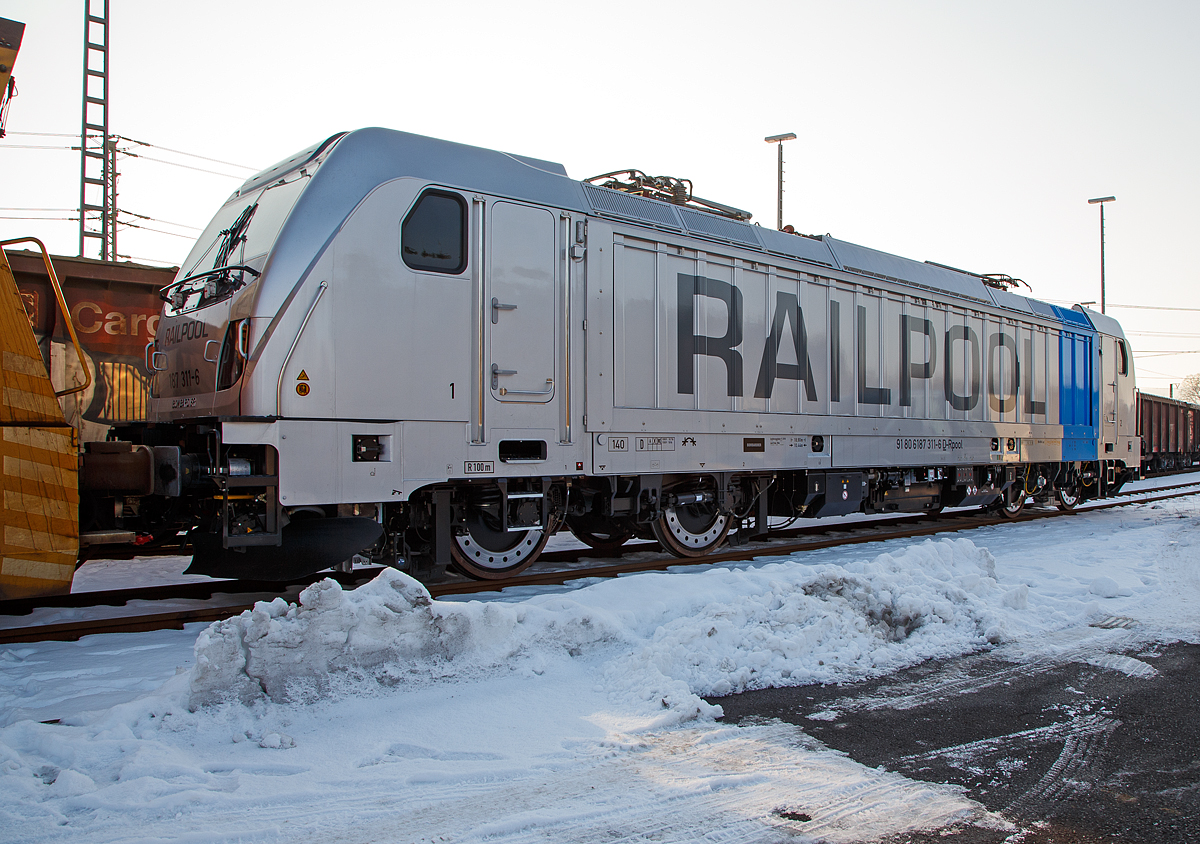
[1100,333,1119,455]
[1105,333,1137,459]
[485,200,559,427]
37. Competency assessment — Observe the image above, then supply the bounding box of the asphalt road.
[711,641,1200,843]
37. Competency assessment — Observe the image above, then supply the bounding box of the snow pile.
[5,490,1198,844]
[191,538,1007,721]
[190,568,629,707]
[605,538,1006,708]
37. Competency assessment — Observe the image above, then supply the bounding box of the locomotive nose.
[152,313,251,417]
[153,316,218,405]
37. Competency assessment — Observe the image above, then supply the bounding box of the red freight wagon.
[5,251,177,441]
[1137,390,1200,473]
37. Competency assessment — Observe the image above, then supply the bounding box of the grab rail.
[0,237,92,398]
[275,281,327,415]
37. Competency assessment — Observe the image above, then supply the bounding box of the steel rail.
[432,482,1200,596]
[3,483,1198,645]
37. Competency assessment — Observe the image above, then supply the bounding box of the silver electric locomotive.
[90,128,1138,581]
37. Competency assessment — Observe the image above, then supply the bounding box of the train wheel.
[449,507,549,580]
[652,502,731,557]
[999,486,1027,518]
[1055,484,1083,512]
[566,516,633,556]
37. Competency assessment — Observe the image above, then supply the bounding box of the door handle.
[204,340,220,363]
[491,297,517,324]
[500,379,553,397]
[491,363,517,389]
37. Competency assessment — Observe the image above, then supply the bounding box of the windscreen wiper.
[214,204,258,268]
[160,264,262,304]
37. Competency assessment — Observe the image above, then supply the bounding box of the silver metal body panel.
[585,223,1062,465]
[150,128,1134,507]
[150,129,590,424]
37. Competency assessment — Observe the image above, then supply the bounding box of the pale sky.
[2,0,1197,392]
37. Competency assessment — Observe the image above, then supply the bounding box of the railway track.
[3,479,1198,645]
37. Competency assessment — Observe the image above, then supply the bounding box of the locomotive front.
[152,172,305,420]
[92,133,385,579]
[83,127,594,583]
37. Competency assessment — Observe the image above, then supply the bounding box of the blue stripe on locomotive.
[1051,305,1099,461]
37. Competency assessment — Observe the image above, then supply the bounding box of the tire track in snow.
[1003,713,1121,819]
[896,718,1095,767]
[805,624,1145,721]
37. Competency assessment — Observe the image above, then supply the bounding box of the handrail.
[0,237,93,398]
[472,196,486,443]
[275,281,327,415]
[559,212,572,444]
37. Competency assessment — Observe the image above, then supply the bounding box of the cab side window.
[1118,340,1129,376]
[401,190,466,274]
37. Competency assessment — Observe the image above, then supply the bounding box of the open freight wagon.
[0,241,176,599]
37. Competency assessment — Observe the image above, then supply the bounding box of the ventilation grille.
[583,185,682,230]
[677,208,762,247]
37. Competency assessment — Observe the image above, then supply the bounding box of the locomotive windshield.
[163,173,309,316]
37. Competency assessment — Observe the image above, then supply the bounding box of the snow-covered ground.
[3,481,1200,843]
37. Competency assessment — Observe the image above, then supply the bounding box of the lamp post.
[1087,196,1115,314]
[765,133,797,231]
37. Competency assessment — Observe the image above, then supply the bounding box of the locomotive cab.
[88,133,385,579]
[151,144,328,420]
[1081,307,1139,464]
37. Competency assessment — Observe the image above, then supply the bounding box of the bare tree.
[1177,373,1200,403]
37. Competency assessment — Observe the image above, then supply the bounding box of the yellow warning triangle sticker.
[297,370,309,381]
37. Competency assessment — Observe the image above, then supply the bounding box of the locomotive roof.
[248,128,1099,332]
[236,127,590,215]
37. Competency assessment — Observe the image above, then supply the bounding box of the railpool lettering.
[900,314,934,407]
[162,319,211,346]
[857,305,891,405]
[944,325,981,410]
[676,274,1045,416]
[677,275,743,397]
[754,291,816,400]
